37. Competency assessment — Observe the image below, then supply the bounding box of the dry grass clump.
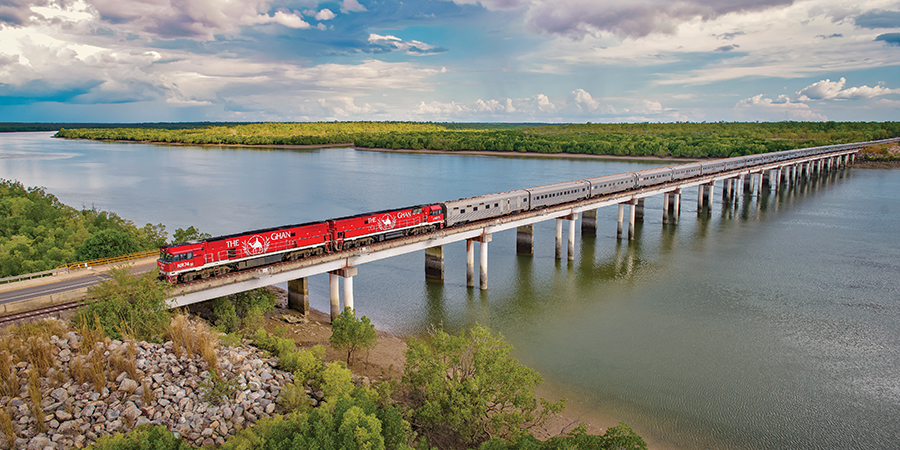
[168,314,219,369]
[0,406,15,445]
[26,368,44,433]
[0,351,16,399]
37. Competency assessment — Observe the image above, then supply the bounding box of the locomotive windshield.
[159,251,192,262]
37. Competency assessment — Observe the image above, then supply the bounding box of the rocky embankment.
[3,325,306,449]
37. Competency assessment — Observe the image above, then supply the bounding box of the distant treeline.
[0,122,247,132]
[55,121,900,158]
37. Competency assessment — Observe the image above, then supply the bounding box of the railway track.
[0,300,83,327]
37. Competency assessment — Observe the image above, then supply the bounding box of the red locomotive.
[158,204,445,283]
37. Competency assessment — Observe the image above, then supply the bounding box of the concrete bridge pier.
[330,272,340,319]
[466,239,475,287]
[555,218,563,259]
[635,198,645,223]
[742,173,752,194]
[287,277,309,316]
[662,192,670,224]
[343,269,356,312]
[425,245,445,282]
[706,181,715,213]
[567,213,577,261]
[628,200,637,241]
[517,224,534,255]
[674,189,682,223]
[582,209,597,236]
[328,266,357,320]
[697,184,705,211]
[478,234,492,290]
[617,203,625,239]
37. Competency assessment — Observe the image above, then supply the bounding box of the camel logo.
[377,213,396,231]
[243,235,270,256]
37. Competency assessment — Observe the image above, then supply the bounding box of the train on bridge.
[158,139,890,284]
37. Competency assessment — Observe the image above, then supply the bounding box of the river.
[2,132,899,448]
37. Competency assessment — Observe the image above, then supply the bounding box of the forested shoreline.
[0,179,210,278]
[55,121,900,158]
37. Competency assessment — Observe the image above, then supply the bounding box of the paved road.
[0,259,159,306]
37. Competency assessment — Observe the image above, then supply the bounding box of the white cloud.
[795,77,900,101]
[533,93,556,112]
[569,88,614,114]
[253,11,310,29]
[318,96,376,116]
[734,94,828,121]
[341,0,367,13]
[475,98,516,113]
[367,33,445,55]
[315,9,336,21]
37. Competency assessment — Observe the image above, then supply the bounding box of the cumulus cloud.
[315,9,336,21]
[475,98,516,113]
[569,88,614,113]
[253,11,310,29]
[318,96,376,116]
[795,77,900,101]
[367,33,447,55]
[341,0,367,13]
[735,94,827,121]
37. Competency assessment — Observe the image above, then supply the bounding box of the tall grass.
[168,315,219,370]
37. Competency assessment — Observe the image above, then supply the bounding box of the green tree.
[87,424,191,450]
[137,223,168,249]
[403,324,565,449]
[74,229,141,261]
[172,225,212,243]
[479,423,647,450]
[73,266,172,342]
[330,308,377,367]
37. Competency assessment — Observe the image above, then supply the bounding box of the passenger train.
[158,139,896,284]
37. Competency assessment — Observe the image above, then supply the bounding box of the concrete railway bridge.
[168,147,865,321]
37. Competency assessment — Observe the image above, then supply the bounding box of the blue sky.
[0,0,899,123]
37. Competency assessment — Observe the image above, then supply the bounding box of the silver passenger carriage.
[673,163,702,180]
[586,173,637,197]
[442,189,530,226]
[700,160,725,175]
[635,167,674,188]
[526,180,591,209]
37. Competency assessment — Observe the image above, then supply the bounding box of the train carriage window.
[474,207,478,211]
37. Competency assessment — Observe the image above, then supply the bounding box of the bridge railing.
[0,268,69,284]
[58,249,160,271]
[1,249,160,285]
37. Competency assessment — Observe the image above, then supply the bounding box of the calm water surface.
[2,132,899,449]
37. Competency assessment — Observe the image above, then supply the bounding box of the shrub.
[330,307,377,367]
[88,424,191,450]
[403,324,565,448]
[74,229,141,261]
[73,266,171,342]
